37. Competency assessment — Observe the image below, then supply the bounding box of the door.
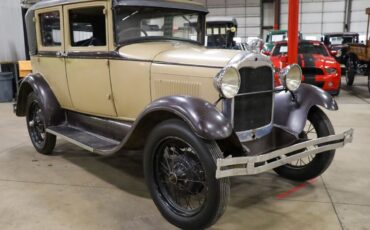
[34,6,73,110]
[63,2,117,117]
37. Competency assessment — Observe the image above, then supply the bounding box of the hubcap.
[28,102,46,147]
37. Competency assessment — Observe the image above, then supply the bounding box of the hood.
[117,41,239,68]
[298,54,337,68]
[270,53,338,69]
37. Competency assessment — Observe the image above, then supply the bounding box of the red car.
[270,40,341,95]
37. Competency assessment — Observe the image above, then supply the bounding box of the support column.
[287,0,299,64]
[274,0,281,30]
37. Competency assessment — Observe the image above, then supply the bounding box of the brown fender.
[274,83,338,135]
[120,96,233,150]
[16,74,65,126]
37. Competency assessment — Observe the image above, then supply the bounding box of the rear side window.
[68,6,106,47]
[39,11,61,46]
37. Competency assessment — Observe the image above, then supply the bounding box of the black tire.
[345,55,356,86]
[144,119,230,229]
[26,92,56,155]
[368,75,370,93]
[274,106,335,181]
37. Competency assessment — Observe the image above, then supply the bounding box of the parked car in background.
[344,8,370,92]
[16,0,353,229]
[206,16,238,49]
[271,40,341,95]
[262,29,302,55]
[322,32,359,71]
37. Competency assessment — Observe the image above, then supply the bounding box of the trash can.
[0,72,14,102]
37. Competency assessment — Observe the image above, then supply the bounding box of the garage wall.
[196,0,262,41]
[0,0,26,62]
[350,0,370,41]
[280,0,347,40]
[196,0,369,41]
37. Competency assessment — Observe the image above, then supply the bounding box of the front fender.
[274,83,338,135]
[16,73,64,126]
[122,96,233,150]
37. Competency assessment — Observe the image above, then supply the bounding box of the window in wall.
[39,11,61,46]
[69,6,106,47]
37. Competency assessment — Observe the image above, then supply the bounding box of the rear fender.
[274,83,338,135]
[16,73,64,126]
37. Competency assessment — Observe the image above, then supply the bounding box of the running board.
[47,125,120,153]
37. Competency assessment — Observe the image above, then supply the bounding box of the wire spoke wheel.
[27,101,46,148]
[288,121,317,168]
[274,107,336,181]
[155,137,207,216]
[26,92,56,155]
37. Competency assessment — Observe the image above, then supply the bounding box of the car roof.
[206,16,237,25]
[31,0,208,12]
[268,30,287,35]
[323,32,359,36]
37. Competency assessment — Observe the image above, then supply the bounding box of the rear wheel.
[274,107,335,181]
[144,120,230,229]
[345,56,356,86]
[26,92,56,155]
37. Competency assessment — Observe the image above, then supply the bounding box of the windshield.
[271,34,287,42]
[272,43,329,56]
[114,7,204,44]
[329,36,357,45]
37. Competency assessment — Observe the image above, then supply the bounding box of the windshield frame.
[112,6,207,47]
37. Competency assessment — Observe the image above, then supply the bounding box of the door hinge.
[106,60,110,67]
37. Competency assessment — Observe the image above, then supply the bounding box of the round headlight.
[214,67,241,99]
[280,64,302,91]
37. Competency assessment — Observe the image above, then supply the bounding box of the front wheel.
[26,92,56,155]
[274,107,335,181]
[144,120,230,229]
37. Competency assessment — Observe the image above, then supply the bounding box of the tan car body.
[30,0,242,121]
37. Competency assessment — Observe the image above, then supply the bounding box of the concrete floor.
[0,76,369,230]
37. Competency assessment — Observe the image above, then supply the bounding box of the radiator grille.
[234,66,273,132]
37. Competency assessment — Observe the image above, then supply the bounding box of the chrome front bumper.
[216,129,354,179]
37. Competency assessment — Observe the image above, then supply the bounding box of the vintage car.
[262,29,302,55]
[271,40,342,95]
[16,0,353,229]
[205,16,238,49]
[321,32,359,65]
[345,8,370,92]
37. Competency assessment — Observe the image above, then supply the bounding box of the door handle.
[56,51,67,57]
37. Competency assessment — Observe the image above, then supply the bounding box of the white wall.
[196,0,370,41]
[197,0,262,41]
[0,0,26,62]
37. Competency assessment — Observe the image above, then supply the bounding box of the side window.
[39,11,61,46]
[68,6,106,47]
